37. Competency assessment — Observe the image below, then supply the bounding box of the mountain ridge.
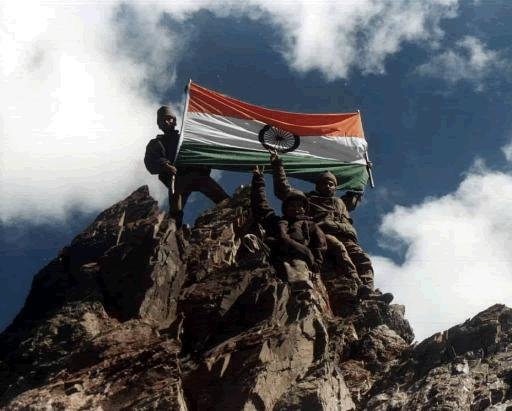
[1,186,510,410]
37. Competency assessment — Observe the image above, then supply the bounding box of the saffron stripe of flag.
[176,82,370,191]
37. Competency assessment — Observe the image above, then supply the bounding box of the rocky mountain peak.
[1,187,511,410]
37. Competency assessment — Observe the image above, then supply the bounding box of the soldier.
[144,106,229,227]
[271,155,393,303]
[251,165,326,288]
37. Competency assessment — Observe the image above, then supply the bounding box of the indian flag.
[176,81,370,191]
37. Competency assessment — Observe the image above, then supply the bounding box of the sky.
[1,0,512,342]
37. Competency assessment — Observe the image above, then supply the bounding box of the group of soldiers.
[145,106,392,304]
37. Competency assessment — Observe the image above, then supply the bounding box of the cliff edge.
[0,186,510,410]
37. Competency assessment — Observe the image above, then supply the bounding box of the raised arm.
[251,166,275,222]
[271,154,293,200]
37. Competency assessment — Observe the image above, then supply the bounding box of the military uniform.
[271,159,374,289]
[144,130,229,225]
[251,171,326,284]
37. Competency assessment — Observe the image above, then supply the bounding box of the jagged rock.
[351,301,414,344]
[363,304,512,410]
[6,321,187,410]
[1,184,511,410]
[182,277,353,410]
[0,186,187,405]
[321,269,360,315]
[353,325,409,373]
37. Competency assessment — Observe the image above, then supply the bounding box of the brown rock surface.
[0,185,510,410]
[364,304,512,410]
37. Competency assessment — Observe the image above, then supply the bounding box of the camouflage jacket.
[251,172,326,269]
[271,158,358,240]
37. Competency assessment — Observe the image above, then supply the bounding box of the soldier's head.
[157,106,177,134]
[282,190,309,219]
[315,171,337,197]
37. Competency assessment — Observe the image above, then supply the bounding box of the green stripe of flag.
[176,142,369,191]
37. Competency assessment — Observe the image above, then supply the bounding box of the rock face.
[0,186,510,410]
[365,304,512,410]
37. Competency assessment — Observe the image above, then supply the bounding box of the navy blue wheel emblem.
[258,125,300,153]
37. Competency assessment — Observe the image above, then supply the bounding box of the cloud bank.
[0,0,463,222]
[0,2,170,222]
[254,0,459,78]
[146,0,460,79]
[417,36,507,87]
[373,159,512,341]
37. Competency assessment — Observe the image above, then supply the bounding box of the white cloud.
[117,0,460,79]
[242,0,459,79]
[0,0,461,222]
[417,35,506,86]
[0,2,170,222]
[502,141,512,162]
[373,160,512,342]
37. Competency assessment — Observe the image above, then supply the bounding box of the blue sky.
[2,0,512,341]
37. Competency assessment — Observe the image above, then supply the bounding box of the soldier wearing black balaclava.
[144,106,229,226]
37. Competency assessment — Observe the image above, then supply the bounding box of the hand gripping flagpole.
[170,78,192,195]
[358,110,375,188]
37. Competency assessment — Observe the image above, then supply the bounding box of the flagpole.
[175,78,192,163]
[358,110,375,188]
[170,78,192,194]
